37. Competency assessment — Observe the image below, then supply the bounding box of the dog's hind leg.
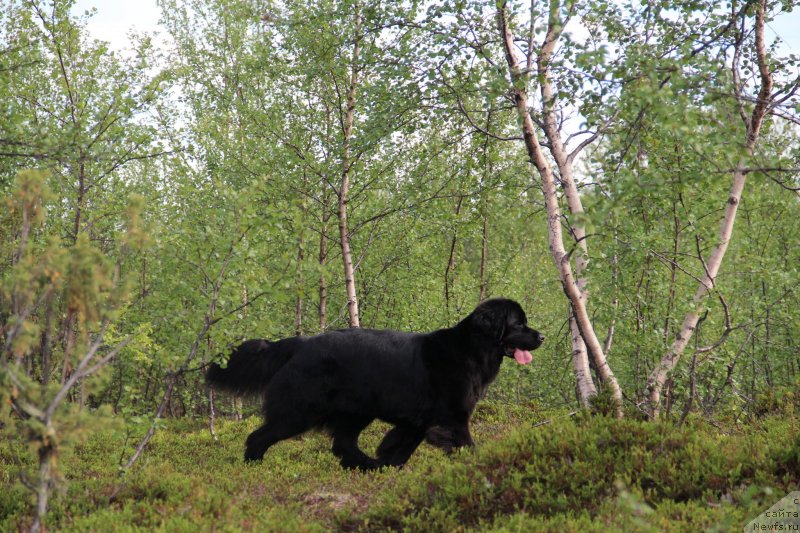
[244,419,306,462]
[376,425,425,467]
[329,416,378,471]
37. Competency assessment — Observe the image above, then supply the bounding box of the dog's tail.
[205,338,294,396]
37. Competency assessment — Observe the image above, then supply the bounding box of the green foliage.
[0,163,148,529]
[1,0,799,528]
[587,383,619,417]
[350,411,798,531]
[753,380,800,418]
[1,403,795,531]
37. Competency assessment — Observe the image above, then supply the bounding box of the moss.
[1,404,797,531]
[354,412,799,531]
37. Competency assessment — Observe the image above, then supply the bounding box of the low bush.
[1,403,796,531]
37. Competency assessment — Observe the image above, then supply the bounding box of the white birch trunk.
[646,0,774,416]
[571,313,597,406]
[497,3,622,416]
[338,4,362,328]
[537,10,599,406]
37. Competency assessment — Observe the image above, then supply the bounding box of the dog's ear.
[471,301,507,341]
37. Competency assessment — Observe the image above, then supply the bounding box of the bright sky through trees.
[75,0,800,56]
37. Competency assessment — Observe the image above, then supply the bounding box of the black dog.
[206,298,543,470]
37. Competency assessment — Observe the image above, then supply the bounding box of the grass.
[1,401,797,532]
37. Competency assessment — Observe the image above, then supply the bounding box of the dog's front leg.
[425,423,474,454]
[376,425,425,467]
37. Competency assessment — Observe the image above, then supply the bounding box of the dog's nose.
[538,333,545,343]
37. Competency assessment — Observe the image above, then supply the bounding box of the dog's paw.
[425,425,475,454]
[244,448,265,462]
[340,456,379,471]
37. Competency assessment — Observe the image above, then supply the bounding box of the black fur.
[206,339,286,396]
[206,298,543,470]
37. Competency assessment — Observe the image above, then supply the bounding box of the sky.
[72,0,163,50]
[74,0,800,57]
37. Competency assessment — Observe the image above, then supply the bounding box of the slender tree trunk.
[603,230,620,356]
[295,198,306,337]
[233,397,243,421]
[497,3,622,415]
[478,106,493,303]
[10,193,33,365]
[206,337,218,440]
[73,157,86,241]
[678,352,698,426]
[208,387,218,441]
[537,4,600,404]
[750,329,757,403]
[294,269,303,337]
[646,0,773,416]
[663,193,681,342]
[125,374,176,470]
[445,196,464,310]
[338,4,362,328]
[571,311,597,406]
[664,378,674,418]
[319,189,330,331]
[59,156,85,389]
[762,280,773,387]
[60,312,75,385]
[40,291,54,385]
[633,256,652,399]
[30,432,54,533]
[648,165,748,415]
[479,215,489,302]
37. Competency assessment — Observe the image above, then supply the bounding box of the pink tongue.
[513,348,533,365]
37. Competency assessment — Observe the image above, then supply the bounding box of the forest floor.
[1,400,798,532]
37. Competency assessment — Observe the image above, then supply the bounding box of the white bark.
[571,313,597,406]
[497,3,622,416]
[536,3,600,406]
[338,3,362,328]
[646,0,774,416]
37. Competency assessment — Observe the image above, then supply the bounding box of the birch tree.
[495,1,622,413]
[338,2,363,328]
[646,0,785,416]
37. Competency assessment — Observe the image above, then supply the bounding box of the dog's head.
[468,298,544,364]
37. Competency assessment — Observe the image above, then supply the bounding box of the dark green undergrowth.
[342,411,799,532]
[1,402,797,532]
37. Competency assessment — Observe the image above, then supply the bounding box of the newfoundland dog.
[206,297,543,470]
